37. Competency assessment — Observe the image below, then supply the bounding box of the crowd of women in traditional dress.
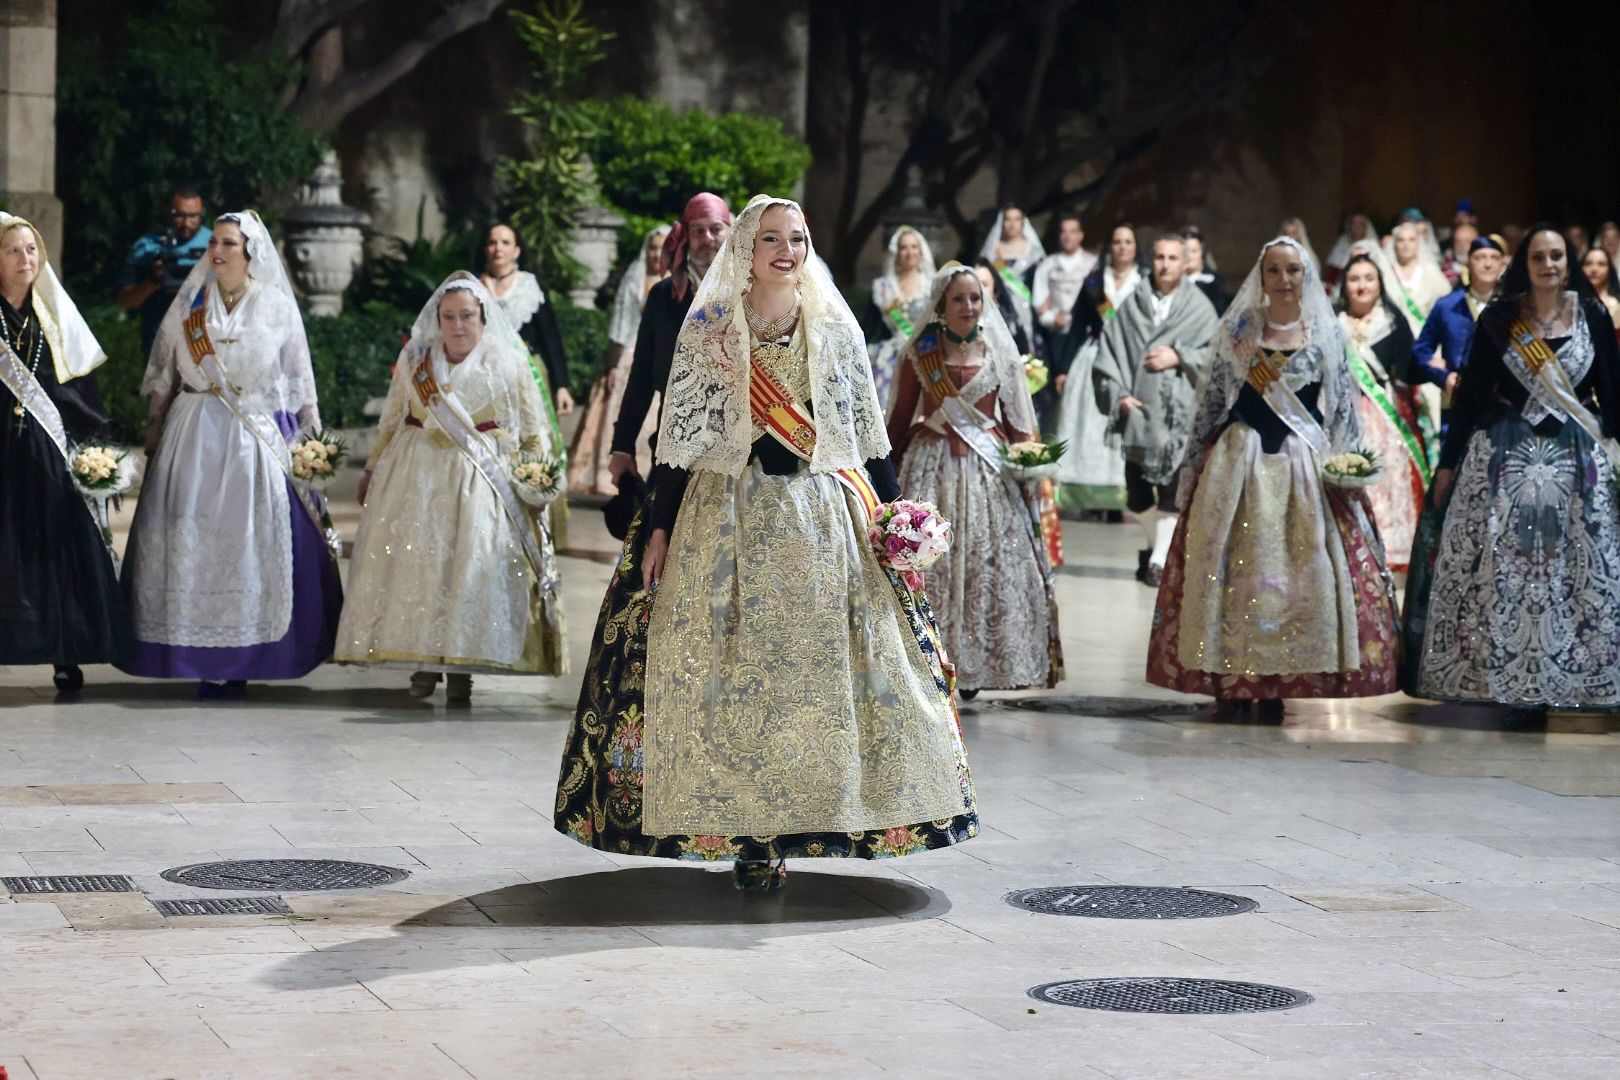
[5,198,1617,735]
[945,204,1620,726]
[0,210,574,703]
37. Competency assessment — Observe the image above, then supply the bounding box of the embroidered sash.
[1346,343,1431,485]
[184,286,336,563]
[912,330,1006,469]
[746,354,880,520]
[409,347,561,604]
[1506,317,1620,466]
[995,261,1032,304]
[1245,347,1332,460]
[0,335,69,462]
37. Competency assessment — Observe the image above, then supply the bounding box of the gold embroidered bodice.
[749,324,811,440]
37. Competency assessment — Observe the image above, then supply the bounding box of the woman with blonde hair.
[0,213,133,692]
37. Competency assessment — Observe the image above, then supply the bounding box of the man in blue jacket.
[1411,234,1506,399]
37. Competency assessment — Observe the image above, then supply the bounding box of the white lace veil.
[398,270,551,457]
[657,194,889,475]
[144,210,317,420]
[0,212,104,381]
[608,225,672,348]
[883,225,938,285]
[1180,236,1359,499]
[979,210,1045,265]
[897,263,1038,434]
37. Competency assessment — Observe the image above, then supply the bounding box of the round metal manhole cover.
[999,695,1204,718]
[160,859,409,892]
[1030,977,1313,1014]
[1006,885,1259,919]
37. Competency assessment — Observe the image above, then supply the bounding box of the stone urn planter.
[284,151,371,316]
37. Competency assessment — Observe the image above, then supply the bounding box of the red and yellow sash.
[1508,317,1558,375]
[183,286,213,366]
[747,356,880,521]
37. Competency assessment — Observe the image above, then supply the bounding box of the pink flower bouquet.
[868,499,952,591]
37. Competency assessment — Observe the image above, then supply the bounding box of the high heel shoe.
[732,858,788,893]
[408,671,441,698]
[53,665,84,694]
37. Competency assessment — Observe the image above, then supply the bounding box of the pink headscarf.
[664,192,733,301]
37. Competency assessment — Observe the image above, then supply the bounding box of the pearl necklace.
[744,296,799,342]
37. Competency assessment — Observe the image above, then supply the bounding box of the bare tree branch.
[270,0,369,57]
[293,0,506,131]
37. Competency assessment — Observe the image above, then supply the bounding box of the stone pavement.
[3,505,1620,1079]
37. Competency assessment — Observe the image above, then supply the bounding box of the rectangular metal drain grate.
[153,896,293,917]
[2,874,137,894]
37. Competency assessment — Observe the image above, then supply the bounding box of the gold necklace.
[744,296,799,342]
[220,279,249,310]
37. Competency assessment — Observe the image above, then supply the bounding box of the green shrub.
[345,206,484,316]
[57,0,324,285]
[554,297,609,395]
[497,0,612,290]
[82,304,148,446]
[305,302,414,430]
[585,97,811,256]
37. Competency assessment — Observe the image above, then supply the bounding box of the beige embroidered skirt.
[644,461,972,837]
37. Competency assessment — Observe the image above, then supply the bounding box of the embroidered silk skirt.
[1357,393,1426,572]
[554,463,978,860]
[897,433,1063,691]
[1146,424,1398,699]
[335,426,564,676]
[1414,418,1620,707]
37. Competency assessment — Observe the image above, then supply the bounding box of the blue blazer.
[1410,290,1477,386]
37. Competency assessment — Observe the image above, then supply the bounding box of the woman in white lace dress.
[121,211,341,697]
[864,226,935,406]
[887,263,1063,697]
[1407,225,1620,725]
[337,273,565,704]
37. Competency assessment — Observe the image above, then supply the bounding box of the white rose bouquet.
[1322,448,1381,490]
[288,431,348,489]
[69,442,136,498]
[511,453,564,508]
[999,439,1067,481]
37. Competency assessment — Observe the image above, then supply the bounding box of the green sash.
[995,261,1032,304]
[1346,343,1431,486]
[1398,288,1425,327]
[883,300,916,340]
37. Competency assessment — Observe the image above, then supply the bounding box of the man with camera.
[115,185,212,353]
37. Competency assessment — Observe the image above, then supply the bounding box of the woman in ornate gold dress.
[554,196,977,890]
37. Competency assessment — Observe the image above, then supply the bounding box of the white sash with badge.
[409,346,561,616]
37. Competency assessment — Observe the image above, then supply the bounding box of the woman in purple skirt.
[120,211,341,697]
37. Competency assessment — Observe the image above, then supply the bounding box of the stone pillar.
[569,158,623,307]
[0,0,62,266]
[283,150,370,316]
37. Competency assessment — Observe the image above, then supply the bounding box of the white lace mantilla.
[493,270,545,333]
[1503,307,1594,426]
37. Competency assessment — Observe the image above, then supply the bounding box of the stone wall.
[0,0,61,265]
